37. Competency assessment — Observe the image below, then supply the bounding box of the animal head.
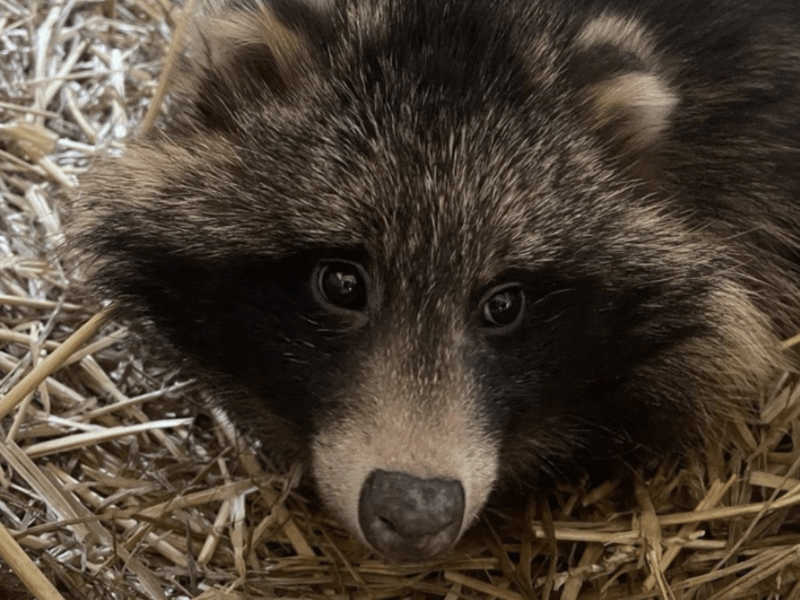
[67,0,786,560]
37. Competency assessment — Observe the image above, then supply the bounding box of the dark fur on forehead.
[188,0,537,133]
[354,0,532,115]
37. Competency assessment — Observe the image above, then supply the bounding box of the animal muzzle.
[358,470,465,561]
[311,373,498,561]
[311,411,498,561]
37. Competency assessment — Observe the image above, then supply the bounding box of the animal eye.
[482,285,525,329]
[314,261,368,312]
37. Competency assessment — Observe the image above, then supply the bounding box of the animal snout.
[358,469,465,561]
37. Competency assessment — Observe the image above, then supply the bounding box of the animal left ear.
[570,14,678,175]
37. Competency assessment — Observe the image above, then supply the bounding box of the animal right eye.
[314,261,368,312]
[479,283,526,332]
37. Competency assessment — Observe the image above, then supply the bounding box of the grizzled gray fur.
[67,0,800,560]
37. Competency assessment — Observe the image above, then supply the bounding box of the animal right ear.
[181,0,335,129]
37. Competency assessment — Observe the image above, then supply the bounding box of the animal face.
[68,0,800,560]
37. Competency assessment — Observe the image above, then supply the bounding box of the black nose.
[358,469,465,561]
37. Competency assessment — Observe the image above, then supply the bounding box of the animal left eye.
[482,285,525,329]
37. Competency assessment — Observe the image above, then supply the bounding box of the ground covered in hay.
[1,1,800,599]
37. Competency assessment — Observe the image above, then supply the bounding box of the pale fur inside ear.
[576,14,678,152]
[576,14,657,60]
[588,71,678,150]
[195,2,310,88]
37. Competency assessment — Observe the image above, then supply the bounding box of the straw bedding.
[1,1,800,599]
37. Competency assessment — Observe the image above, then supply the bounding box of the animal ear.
[571,15,678,174]
[181,0,335,129]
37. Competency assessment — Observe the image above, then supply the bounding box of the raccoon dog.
[67,0,800,560]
